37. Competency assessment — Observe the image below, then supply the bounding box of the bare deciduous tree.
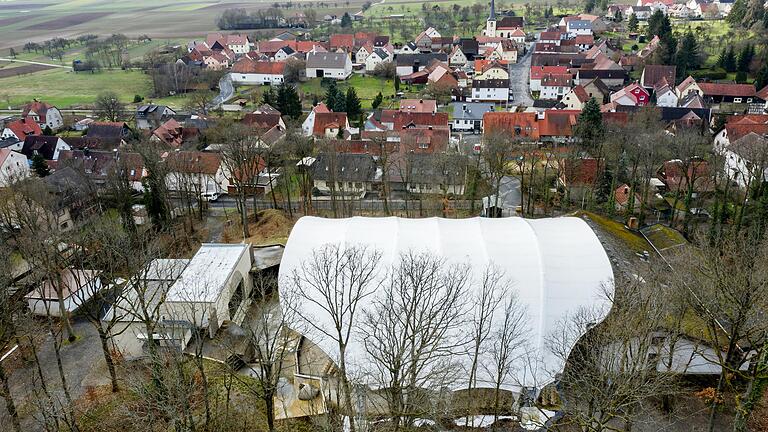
[289,244,383,432]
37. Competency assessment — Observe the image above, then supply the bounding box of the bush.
[133,94,144,103]
[692,68,727,80]
[735,71,747,83]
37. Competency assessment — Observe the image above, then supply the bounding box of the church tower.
[486,0,497,37]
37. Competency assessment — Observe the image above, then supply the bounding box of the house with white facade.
[0,148,28,187]
[365,48,391,72]
[450,102,495,133]
[721,132,768,188]
[566,19,593,36]
[302,103,331,136]
[540,73,572,100]
[108,244,254,358]
[22,100,64,131]
[164,151,229,195]
[471,79,510,103]
[231,59,286,85]
[306,52,352,79]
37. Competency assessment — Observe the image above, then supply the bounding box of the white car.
[201,192,220,202]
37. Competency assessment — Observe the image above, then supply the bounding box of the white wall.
[0,151,29,187]
[232,73,284,85]
[471,87,510,102]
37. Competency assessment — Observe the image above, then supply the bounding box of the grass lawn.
[0,68,152,108]
[298,74,420,109]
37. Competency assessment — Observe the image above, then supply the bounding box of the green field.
[0,67,152,107]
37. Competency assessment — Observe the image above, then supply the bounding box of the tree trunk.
[0,361,20,432]
[97,327,119,392]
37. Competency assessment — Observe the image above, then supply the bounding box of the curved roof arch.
[279,216,614,392]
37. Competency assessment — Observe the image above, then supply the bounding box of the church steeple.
[489,0,496,20]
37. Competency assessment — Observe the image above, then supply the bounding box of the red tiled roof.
[391,112,449,130]
[313,112,348,135]
[698,82,756,97]
[242,112,282,130]
[574,35,594,45]
[399,127,449,153]
[330,34,355,50]
[231,58,286,75]
[724,123,768,142]
[614,184,641,206]
[22,100,56,124]
[571,85,590,103]
[164,151,221,175]
[727,114,768,125]
[539,110,579,137]
[483,112,540,139]
[541,73,572,87]
[152,119,183,148]
[530,65,569,80]
[540,31,563,41]
[5,118,42,141]
[398,99,437,113]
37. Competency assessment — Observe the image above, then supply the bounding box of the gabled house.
[365,48,391,72]
[86,122,131,149]
[231,58,286,85]
[0,148,28,187]
[302,103,331,136]
[136,104,177,130]
[306,52,352,79]
[614,184,643,211]
[471,79,510,103]
[164,151,229,195]
[530,66,570,92]
[576,69,628,88]
[274,46,299,61]
[451,102,495,133]
[721,132,768,188]
[395,53,447,77]
[58,149,146,191]
[311,152,377,195]
[562,85,591,110]
[566,19,593,36]
[641,64,676,89]
[559,157,600,202]
[414,27,441,51]
[398,99,437,113]
[610,82,650,106]
[21,135,71,161]
[312,112,350,139]
[540,73,573,100]
[356,44,373,63]
[475,60,510,81]
[449,45,468,66]
[151,119,185,148]
[22,100,63,131]
[675,75,703,99]
[483,111,540,140]
[654,78,679,107]
[698,82,757,104]
[1,118,42,141]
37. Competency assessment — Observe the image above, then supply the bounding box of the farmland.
[0,0,370,50]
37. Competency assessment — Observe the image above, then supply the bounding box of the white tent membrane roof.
[278,216,614,391]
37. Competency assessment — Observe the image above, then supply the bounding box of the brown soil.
[223,209,295,246]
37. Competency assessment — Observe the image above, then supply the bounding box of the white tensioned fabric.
[279,216,614,391]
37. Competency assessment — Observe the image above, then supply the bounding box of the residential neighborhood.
[1,0,768,431]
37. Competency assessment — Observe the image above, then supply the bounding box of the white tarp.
[278,216,614,392]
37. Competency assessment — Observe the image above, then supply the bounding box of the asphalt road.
[508,42,534,107]
[210,73,234,109]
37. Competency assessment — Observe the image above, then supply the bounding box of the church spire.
[489,0,496,20]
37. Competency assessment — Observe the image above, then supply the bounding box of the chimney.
[463,104,467,111]
[624,186,629,194]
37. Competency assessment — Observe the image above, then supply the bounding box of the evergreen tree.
[345,87,362,122]
[615,9,623,22]
[575,98,604,150]
[676,30,700,77]
[723,46,737,72]
[341,12,352,27]
[394,75,401,93]
[584,0,596,13]
[42,125,53,136]
[276,84,302,119]
[755,61,768,89]
[262,87,276,106]
[31,153,50,177]
[727,0,747,24]
[628,13,638,32]
[324,80,346,112]
[372,91,383,109]
[646,10,665,38]
[737,43,754,73]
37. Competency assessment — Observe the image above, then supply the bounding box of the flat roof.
[167,244,249,303]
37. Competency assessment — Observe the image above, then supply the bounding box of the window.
[734,97,742,103]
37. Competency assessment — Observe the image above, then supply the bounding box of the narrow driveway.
[508,42,534,107]
[0,58,71,69]
[484,176,522,216]
[210,73,234,109]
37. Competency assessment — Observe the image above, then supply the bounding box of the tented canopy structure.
[279,216,614,392]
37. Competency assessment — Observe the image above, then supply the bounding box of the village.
[1,0,768,431]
